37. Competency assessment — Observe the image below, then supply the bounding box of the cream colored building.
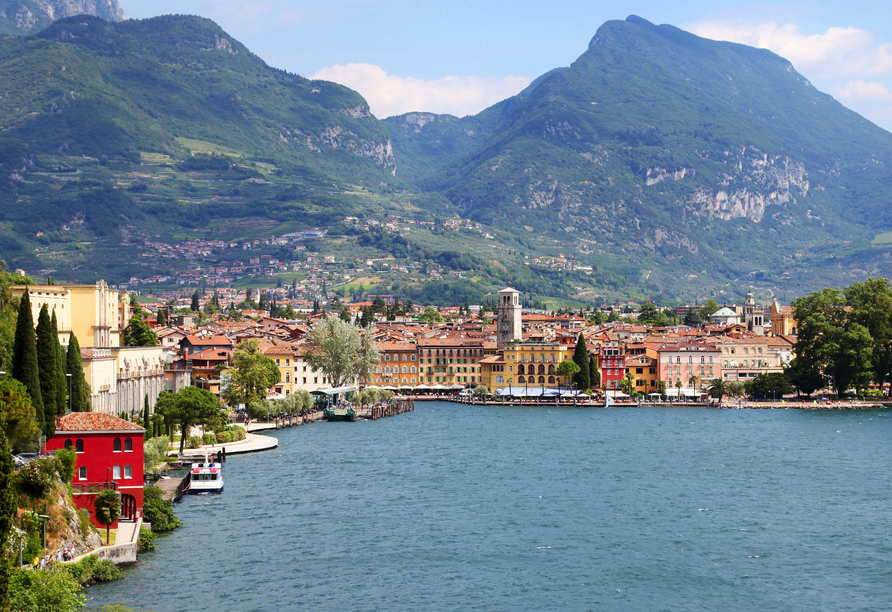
[12,282,169,416]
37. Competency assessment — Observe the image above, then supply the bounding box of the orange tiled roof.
[55,412,145,433]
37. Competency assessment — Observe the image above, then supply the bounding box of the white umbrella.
[383,385,398,390]
[431,384,448,390]
[448,384,464,390]
[415,384,432,389]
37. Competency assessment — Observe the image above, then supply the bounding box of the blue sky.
[119,1,892,130]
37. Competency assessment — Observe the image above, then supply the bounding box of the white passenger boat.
[187,453,224,494]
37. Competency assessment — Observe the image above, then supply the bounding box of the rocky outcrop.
[0,0,124,33]
[314,126,396,168]
[690,149,809,223]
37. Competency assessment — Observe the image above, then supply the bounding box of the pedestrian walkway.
[115,519,138,545]
[181,431,278,457]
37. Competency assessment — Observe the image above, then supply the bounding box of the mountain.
[0,0,123,34]
[414,16,892,295]
[2,14,892,302]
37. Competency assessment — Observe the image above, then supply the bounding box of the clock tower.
[497,287,522,349]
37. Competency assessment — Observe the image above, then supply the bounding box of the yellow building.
[479,342,575,392]
[770,300,798,336]
[13,281,129,348]
[12,282,166,416]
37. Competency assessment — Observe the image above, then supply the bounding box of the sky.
[119,1,892,130]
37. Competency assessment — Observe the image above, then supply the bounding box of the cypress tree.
[36,305,58,435]
[589,355,600,388]
[0,415,15,610]
[11,290,43,433]
[572,333,591,391]
[66,333,89,412]
[143,394,152,440]
[51,310,67,416]
[157,309,167,327]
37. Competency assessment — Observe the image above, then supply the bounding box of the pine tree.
[66,333,89,412]
[36,305,59,433]
[572,333,591,391]
[157,309,167,326]
[12,290,44,433]
[143,394,152,440]
[190,291,200,312]
[52,310,67,416]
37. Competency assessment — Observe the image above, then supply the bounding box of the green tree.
[844,277,892,391]
[683,307,703,327]
[700,298,721,319]
[418,306,443,325]
[589,355,600,389]
[223,339,280,407]
[123,315,159,347]
[785,356,824,397]
[0,379,38,452]
[8,565,86,612]
[621,370,636,396]
[304,318,380,388]
[571,333,590,391]
[51,311,67,418]
[339,307,351,323]
[94,488,120,545]
[141,486,182,532]
[11,290,44,436]
[0,414,16,611]
[707,377,731,403]
[156,309,167,327]
[66,333,89,412]
[190,291,200,313]
[750,372,794,400]
[793,288,873,395]
[555,360,581,394]
[637,303,661,325]
[143,395,152,441]
[35,305,59,434]
[155,387,223,454]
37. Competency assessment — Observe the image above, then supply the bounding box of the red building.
[599,341,627,390]
[46,412,145,528]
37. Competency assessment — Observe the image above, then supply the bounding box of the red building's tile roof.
[55,412,145,432]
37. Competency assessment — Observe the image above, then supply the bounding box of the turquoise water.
[88,403,892,611]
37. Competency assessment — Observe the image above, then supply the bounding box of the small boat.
[187,453,224,494]
[323,406,357,422]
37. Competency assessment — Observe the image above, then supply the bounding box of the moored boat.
[187,453,224,494]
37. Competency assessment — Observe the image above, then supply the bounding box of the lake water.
[87,402,892,612]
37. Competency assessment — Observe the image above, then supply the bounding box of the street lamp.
[66,373,72,413]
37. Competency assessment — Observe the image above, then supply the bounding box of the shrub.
[15,456,60,501]
[187,436,202,449]
[142,486,182,532]
[53,448,77,482]
[138,527,156,551]
[201,433,216,445]
[91,558,123,582]
[10,566,86,611]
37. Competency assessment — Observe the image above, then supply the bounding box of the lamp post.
[38,514,50,552]
[66,373,72,413]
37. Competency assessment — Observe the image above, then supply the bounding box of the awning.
[383,385,398,390]
[606,390,629,398]
[448,384,464,390]
[414,384,432,390]
[311,386,359,396]
[431,384,448,390]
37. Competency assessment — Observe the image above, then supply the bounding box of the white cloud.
[833,80,892,103]
[686,20,892,79]
[310,63,532,118]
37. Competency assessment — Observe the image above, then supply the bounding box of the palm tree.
[707,377,731,405]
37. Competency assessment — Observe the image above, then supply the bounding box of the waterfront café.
[310,386,358,409]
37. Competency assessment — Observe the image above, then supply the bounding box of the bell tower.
[497,287,522,349]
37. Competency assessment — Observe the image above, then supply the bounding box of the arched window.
[538,365,546,375]
[548,376,555,384]
[64,439,72,450]
[518,376,526,383]
[285,373,291,383]
[113,438,122,452]
[548,365,555,374]
[538,376,546,384]
[124,438,132,451]
[495,375,504,384]
[75,439,84,453]
[518,365,525,375]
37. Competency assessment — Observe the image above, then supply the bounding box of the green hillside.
[1,14,892,302]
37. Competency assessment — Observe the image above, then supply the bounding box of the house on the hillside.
[45,412,145,528]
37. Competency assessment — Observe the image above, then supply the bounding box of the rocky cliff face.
[0,0,123,34]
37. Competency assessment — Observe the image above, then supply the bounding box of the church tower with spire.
[497,287,522,349]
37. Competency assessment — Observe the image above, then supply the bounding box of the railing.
[72,481,117,494]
